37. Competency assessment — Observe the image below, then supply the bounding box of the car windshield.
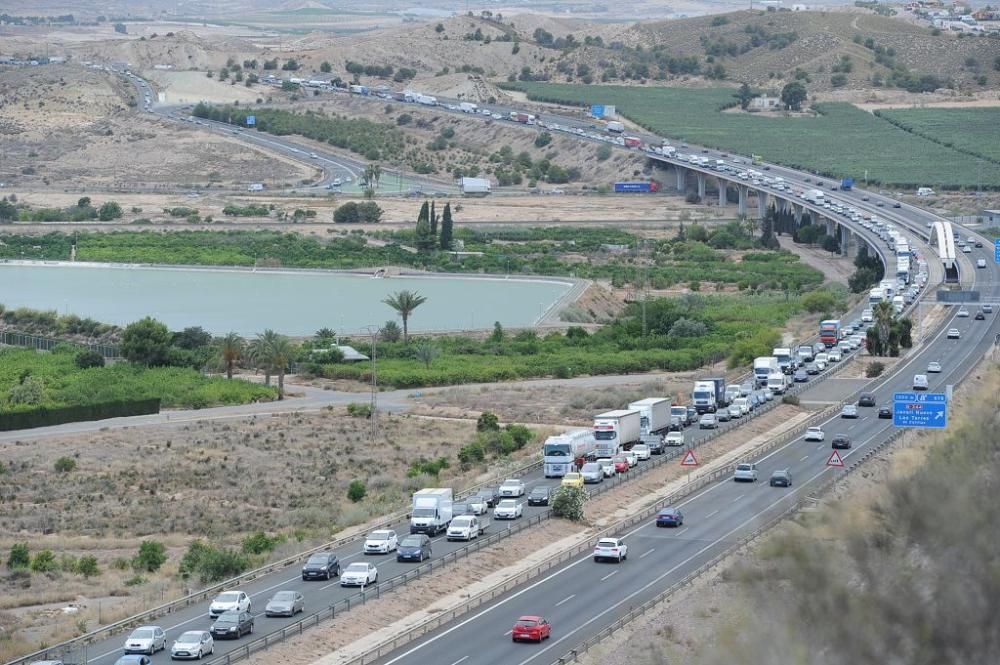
[612,456,626,462]
[531,486,549,494]
[452,516,473,526]
[368,532,390,541]
[178,632,204,642]
[498,500,515,507]
[411,508,436,517]
[502,480,520,486]
[272,591,296,602]
[131,629,154,639]
[582,463,600,471]
[346,563,369,573]
[306,555,330,565]
[216,592,239,602]
[215,614,238,624]
[737,464,752,471]
[400,537,423,547]
[516,619,539,627]
[597,539,618,547]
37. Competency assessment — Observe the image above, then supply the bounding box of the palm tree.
[250,329,294,399]
[414,341,440,369]
[219,332,244,380]
[382,290,427,343]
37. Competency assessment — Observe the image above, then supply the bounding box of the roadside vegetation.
[502,83,1000,190]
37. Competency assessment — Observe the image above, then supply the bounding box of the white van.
[892,295,905,313]
[916,187,935,197]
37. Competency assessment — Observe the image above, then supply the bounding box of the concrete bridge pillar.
[697,173,706,200]
[718,179,727,207]
[825,218,835,237]
[675,166,686,192]
[793,203,803,226]
[756,191,768,219]
[737,186,749,218]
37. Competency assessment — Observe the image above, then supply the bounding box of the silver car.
[124,626,166,655]
[264,590,304,617]
[170,631,214,660]
[580,462,604,484]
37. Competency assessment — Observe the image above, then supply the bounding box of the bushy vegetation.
[502,83,1000,189]
[551,486,586,521]
[192,103,404,162]
[179,539,251,583]
[5,197,125,222]
[0,346,274,411]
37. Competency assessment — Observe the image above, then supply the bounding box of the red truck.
[623,136,642,148]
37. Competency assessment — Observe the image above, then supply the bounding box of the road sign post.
[892,392,948,428]
[246,115,256,127]
[994,239,1000,264]
[826,450,845,467]
[681,449,698,483]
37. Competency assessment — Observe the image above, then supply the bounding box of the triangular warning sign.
[680,449,699,467]
[826,450,845,467]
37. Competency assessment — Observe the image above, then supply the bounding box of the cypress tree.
[440,202,454,250]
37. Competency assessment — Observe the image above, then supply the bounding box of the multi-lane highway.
[371,234,998,665]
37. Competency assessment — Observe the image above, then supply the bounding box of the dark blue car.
[396,534,432,562]
[655,507,684,528]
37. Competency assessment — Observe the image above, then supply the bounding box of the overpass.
[930,220,960,282]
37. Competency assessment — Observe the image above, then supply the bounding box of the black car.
[769,469,792,487]
[527,486,552,506]
[975,311,985,321]
[832,435,852,449]
[858,393,876,407]
[892,202,901,208]
[975,241,983,248]
[878,406,892,419]
[793,369,809,383]
[210,611,253,639]
[477,487,501,507]
[397,534,432,562]
[301,551,340,580]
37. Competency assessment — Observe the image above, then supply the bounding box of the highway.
[27,67,996,665]
[372,235,999,665]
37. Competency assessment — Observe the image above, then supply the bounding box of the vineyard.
[507,83,1000,190]
[876,107,1000,166]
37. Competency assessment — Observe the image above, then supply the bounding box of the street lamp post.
[364,325,380,444]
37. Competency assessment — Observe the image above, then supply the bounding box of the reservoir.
[0,262,575,336]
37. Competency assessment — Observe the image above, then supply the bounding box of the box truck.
[767,371,789,394]
[627,398,672,435]
[692,379,726,413]
[772,347,794,374]
[410,488,453,535]
[753,357,780,387]
[459,102,478,113]
[593,409,642,458]
[819,320,841,348]
[542,429,597,477]
[605,121,625,133]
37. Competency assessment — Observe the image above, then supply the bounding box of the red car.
[512,615,551,643]
[612,455,630,474]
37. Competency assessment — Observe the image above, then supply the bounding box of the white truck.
[627,398,672,436]
[542,429,596,478]
[459,102,478,113]
[766,371,789,394]
[804,189,825,204]
[605,121,625,133]
[409,488,453,535]
[414,93,438,106]
[593,409,642,458]
[753,357,780,388]
[772,347,794,374]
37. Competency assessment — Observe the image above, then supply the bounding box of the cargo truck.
[753,357,780,387]
[819,320,841,348]
[459,102,478,113]
[409,488,453,535]
[542,429,597,477]
[605,121,625,133]
[772,347,794,374]
[613,181,659,193]
[840,178,854,191]
[623,136,642,148]
[592,409,642,458]
[691,379,726,413]
[670,405,691,429]
[627,398,672,435]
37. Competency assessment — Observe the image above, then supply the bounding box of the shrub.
[866,361,885,378]
[551,486,586,521]
[132,540,168,572]
[7,544,30,569]
[179,540,249,582]
[347,479,368,503]
[125,574,147,586]
[407,456,450,478]
[241,531,286,555]
[76,555,100,578]
[54,456,77,473]
[477,411,500,432]
[781,394,800,405]
[30,550,58,573]
[74,350,105,369]
[346,403,372,418]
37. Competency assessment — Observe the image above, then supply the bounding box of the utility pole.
[365,325,379,443]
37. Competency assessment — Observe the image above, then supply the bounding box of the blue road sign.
[994,238,1000,264]
[591,104,605,119]
[246,115,256,127]
[893,392,947,428]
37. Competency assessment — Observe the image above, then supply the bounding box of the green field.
[506,83,1000,190]
[0,347,275,411]
[876,107,1000,166]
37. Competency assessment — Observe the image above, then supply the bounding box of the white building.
[750,95,782,111]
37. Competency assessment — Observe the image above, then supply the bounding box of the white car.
[957,307,970,318]
[493,499,523,520]
[814,353,828,366]
[499,478,526,497]
[465,496,488,514]
[632,443,651,461]
[927,361,942,373]
[947,328,961,339]
[623,449,638,467]
[447,515,483,541]
[340,562,378,587]
[209,590,250,618]
[804,427,825,442]
[665,431,685,446]
[593,537,628,563]
[124,626,166,655]
[170,631,214,660]
[363,529,398,554]
[733,463,758,482]
[827,350,842,363]
[728,403,743,419]
[699,413,718,429]
[913,374,929,390]
[595,458,616,477]
[861,309,874,323]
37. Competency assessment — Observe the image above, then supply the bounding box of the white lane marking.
[639,549,655,560]
[800,455,810,461]
[503,630,512,636]
[449,657,469,665]
[600,570,619,582]
[555,594,576,607]
[731,494,745,503]
[675,528,688,537]
[705,509,719,519]
[320,579,341,590]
